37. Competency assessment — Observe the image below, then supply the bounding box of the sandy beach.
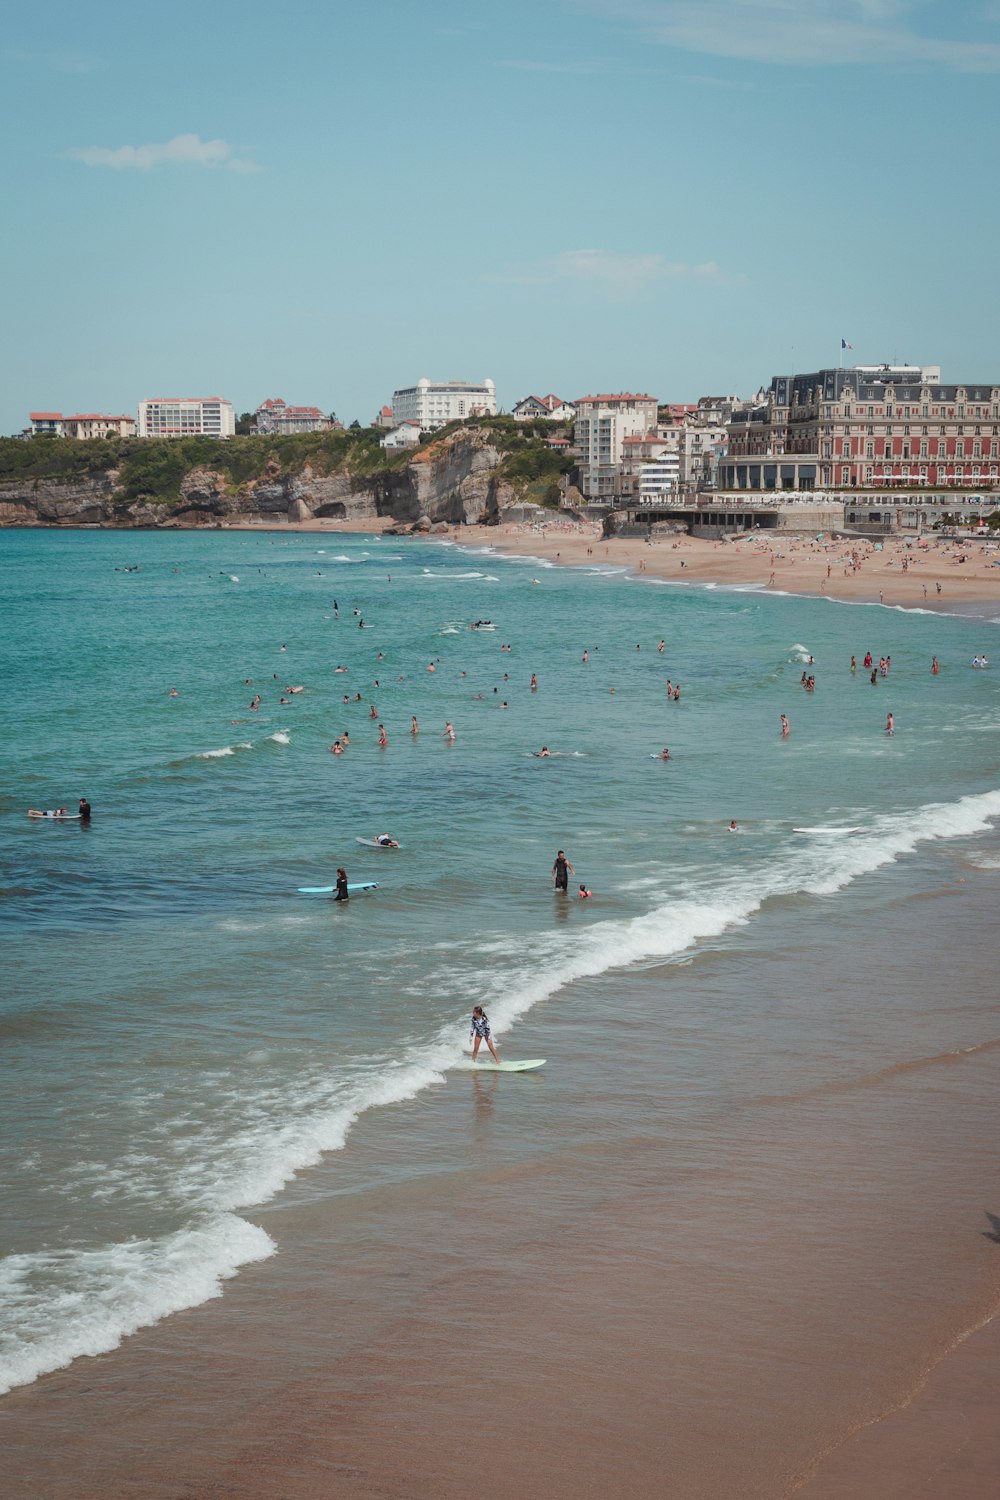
[236,511,1000,613]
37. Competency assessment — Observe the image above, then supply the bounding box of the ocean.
[2,526,999,1497]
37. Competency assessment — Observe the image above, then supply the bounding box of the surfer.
[728,820,739,832]
[374,834,399,848]
[469,1005,501,1065]
[535,746,551,757]
[333,868,349,902]
[552,850,574,892]
[28,807,70,818]
[79,797,91,822]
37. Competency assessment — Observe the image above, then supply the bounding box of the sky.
[3,0,1000,433]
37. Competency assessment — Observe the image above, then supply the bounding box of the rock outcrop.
[0,430,523,529]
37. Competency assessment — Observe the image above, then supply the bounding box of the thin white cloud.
[64,133,259,173]
[573,0,1000,72]
[494,249,734,292]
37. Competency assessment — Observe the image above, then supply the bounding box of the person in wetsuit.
[552,849,574,892]
[333,868,349,902]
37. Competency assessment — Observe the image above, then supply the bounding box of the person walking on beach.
[469,1005,501,1065]
[552,849,574,892]
[333,868,349,902]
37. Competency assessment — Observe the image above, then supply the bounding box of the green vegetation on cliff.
[0,418,575,506]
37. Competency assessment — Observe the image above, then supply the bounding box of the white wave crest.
[0,1215,273,1396]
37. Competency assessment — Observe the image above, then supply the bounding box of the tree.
[235,411,256,435]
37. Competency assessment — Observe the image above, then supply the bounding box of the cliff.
[0,425,571,530]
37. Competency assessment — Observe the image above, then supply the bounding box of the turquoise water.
[2,526,1000,1395]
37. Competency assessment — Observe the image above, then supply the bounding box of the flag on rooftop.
[841,339,853,350]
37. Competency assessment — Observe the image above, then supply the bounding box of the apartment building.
[137,397,236,439]
[391,378,496,430]
[574,393,658,501]
[719,364,1000,494]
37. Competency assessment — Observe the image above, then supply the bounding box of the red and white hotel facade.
[719,365,1000,497]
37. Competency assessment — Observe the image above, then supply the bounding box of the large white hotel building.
[391,378,496,430]
[137,397,236,439]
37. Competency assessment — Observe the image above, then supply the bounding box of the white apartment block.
[137,397,236,439]
[637,452,681,504]
[574,393,659,501]
[391,378,496,430]
[379,421,422,449]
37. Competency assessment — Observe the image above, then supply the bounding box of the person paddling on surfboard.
[469,1006,501,1065]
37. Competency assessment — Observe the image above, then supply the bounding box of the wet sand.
[5,859,1000,1499]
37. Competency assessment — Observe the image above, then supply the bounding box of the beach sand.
[235,510,1000,612]
[7,515,998,1498]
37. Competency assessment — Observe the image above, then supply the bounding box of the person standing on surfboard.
[469,1006,501,1064]
[552,850,574,892]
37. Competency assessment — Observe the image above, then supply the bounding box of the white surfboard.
[458,1059,546,1073]
[356,837,402,848]
[297,881,379,894]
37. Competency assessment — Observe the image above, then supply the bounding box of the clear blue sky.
[3,0,1000,432]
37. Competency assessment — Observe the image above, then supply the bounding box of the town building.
[373,405,396,430]
[27,412,136,439]
[379,421,422,450]
[391,378,496,430]
[137,397,236,439]
[511,394,577,422]
[254,399,331,435]
[718,364,1000,495]
[574,393,658,501]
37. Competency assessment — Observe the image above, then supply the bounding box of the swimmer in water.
[659,748,670,760]
[578,885,592,899]
[444,721,455,742]
[780,713,790,737]
[378,724,388,747]
[411,716,419,735]
[535,746,551,757]
[728,820,739,832]
[330,740,344,755]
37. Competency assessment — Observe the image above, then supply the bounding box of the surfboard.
[792,826,863,835]
[296,882,380,894]
[28,812,82,819]
[355,837,402,848]
[459,1059,546,1073]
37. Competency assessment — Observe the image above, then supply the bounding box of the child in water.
[469,1005,501,1064]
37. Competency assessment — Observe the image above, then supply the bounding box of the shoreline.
[218,512,1000,616]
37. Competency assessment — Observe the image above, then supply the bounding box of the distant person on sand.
[469,1005,501,1064]
[333,868,349,902]
[552,849,574,891]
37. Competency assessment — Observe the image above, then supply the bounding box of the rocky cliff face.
[0,431,522,529]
